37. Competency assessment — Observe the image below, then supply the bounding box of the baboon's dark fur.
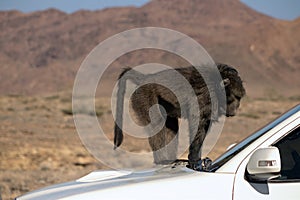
[114,63,245,168]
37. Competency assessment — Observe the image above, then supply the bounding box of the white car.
[16,104,300,200]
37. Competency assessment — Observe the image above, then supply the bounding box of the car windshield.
[209,104,300,172]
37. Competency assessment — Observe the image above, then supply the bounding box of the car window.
[274,126,300,181]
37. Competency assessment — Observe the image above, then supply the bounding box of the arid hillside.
[0,0,299,96]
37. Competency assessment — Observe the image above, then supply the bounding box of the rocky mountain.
[0,0,299,97]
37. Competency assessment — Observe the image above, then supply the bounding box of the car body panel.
[17,166,234,200]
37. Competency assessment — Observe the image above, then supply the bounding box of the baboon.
[114,63,245,170]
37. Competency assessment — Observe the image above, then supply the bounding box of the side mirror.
[246,147,281,182]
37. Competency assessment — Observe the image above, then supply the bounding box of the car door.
[233,118,300,200]
[267,126,300,199]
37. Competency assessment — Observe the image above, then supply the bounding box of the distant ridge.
[0,0,299,97]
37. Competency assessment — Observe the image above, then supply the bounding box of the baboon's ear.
[222,78,230,87]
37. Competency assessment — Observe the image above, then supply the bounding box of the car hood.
[16,164,235,200]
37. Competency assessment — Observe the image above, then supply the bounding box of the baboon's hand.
[187,157,212,171]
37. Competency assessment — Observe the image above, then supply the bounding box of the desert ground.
[0,92,299,200]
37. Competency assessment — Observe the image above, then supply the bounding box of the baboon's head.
[218,63,245,117]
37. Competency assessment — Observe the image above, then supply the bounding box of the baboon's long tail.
[114,67,145,149]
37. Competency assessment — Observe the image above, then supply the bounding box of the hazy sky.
[0,0,299,20]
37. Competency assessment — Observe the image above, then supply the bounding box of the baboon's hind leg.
[148,116,178,164]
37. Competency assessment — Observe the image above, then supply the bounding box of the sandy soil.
[0,93,298,200]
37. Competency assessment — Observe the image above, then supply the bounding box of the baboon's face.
[226,91,242,117]
[224,78,245,117]
[217,64,245,117]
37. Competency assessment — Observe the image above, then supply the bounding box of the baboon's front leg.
[187,126,206,168]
